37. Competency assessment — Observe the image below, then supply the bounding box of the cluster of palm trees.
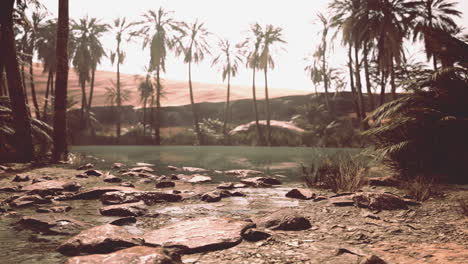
[305,0,462,124]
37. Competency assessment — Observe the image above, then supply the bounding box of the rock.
[13,174,30,182]
[201,191,222,203]
[84,170,103,177]
[217,182,235,190]
[17,215,84,235]
[112,163,124,169]
[136,162,154,167]
[256,209,312,231]
[314,196,327,202]
[170,174,179,180]
[32,176,53,183]
[0,165,13,172]
[224,169,263,177]
[22,180,81,196]
[233,183,247,188]
[138,178,153,184]
[240,177,281,187]
[56,186,135,200]
[182,167,208,173]
[66,246,182,264]
[120,182,135,188]
[230,191,246,197]
[110,216,137,226]
[130,167,154,173]
[75,174,88,178]
[9,195,51,207]
[101,191,182,205]
[188,175,212,183]
[155,181,175,188]
[242,228,271,242]
[368,176,399,187]
[360,255,387,264]
[353,192,408,210]
[57,224,142,256]
[285,188,315,200]
[77,163,94,170]
[0,184,22,192]
[103,173,122,183]
[329,195,355,206]
[122,171,156,178]
[168,165,180,171]
[100,201,148,217]
[403,198,421,206]
[36,206,72,213]
[143,217,254,253]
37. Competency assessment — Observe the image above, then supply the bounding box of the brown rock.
[217,182,235,190]
[155,181,175,188]
[17,215,84,235]
[122,171,157,178]
[22,180,81,196]
[101,191,182,205]
[9,195,51,207]
[84,170,103,177]
[112,163,124,169]
[360,255,387,264]
[57,224,142,256]
[241,177,281,187]
[120,182,135,188]
[201,191,222,203]
[329,195,355,206]
[182,167,208,173]
[188,175,212,183]
[130,167,154,173]
[103,174,122,183]
[110,216,137,226]
[13,174,30,182]
[143,217,254,253]
[256,209,312,231]
[56,186,135,200]
[285,188,315,200]
[99,201,148,217]
[77,163,94,170]
[0,184,22,192]
[168,165,180,171]
[224,169,263,177]
[353,192,408,210]
[242,228,271,242]
[66,246,182,264]
[36,206,72,213]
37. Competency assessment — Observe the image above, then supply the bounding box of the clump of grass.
[302,154,368,193]
[405,175,433,201]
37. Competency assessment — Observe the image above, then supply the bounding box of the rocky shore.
[0,163,466,264]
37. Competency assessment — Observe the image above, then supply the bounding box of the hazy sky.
[40,0,468,92]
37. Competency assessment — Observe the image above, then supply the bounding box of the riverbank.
[0,162,467,264]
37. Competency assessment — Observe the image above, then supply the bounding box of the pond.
[71,145,362,182]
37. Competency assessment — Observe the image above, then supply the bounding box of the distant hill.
[28,63,309,108]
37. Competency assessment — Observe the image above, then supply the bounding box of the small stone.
[234,183,247,188]
[256,209,312,231]
[188,175,212,183]
[242,229,271,242]
[77,163,94,170]
[130,167,154,173]
[314,196,327,202]
[182,167,208,173]
[120,182,135,188]
[360,255,387,264]
[155,181,175,188]
[36,206,72,213]
[99,201,148,217]
[84,170,103,177]
[170,174,179,180]
[285,188,315,200]
[103,173,122,183]
[13,174,30,182]
[112,163,124,169]
[201,191,222,203]
[217,182,235,190]
[353,192,408,210]
[110,216,137,226]
[168,165,180,171]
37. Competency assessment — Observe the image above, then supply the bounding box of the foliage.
[365,66,468,184]
[405,175,433,201]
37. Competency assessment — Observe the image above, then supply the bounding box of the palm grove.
[1,0,468,182]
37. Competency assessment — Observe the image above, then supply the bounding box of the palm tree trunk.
[188,61,203,145]
[252,67,264,146]
[155,66,161,145]
[79,79,87,127]
[43,70,52,120]
[142,96,147,138]
[52,0,69,161]
[264,67,271,146]
[1,0,34,162]
[347,43,361,120]
[222,71,231,138]
[50,73,55,95]
[354,45,366,119]
[390,58,396,100]
[87,68,95,110]
[116,44,122,141]
[0,60,5,96]
[21,63,29,105]
[29,59,41,119]
[150,94,155,144]
[363,43,375,110]
[380,70,386,105]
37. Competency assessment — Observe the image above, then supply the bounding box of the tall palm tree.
[243,23,265,145]
[0,0,34,161]
[410,0,462,70]
[137,74,153,137]
[110,17,136,141]
[212,39,244,138]
[37,20,57,119]
[52,0,69,161]
[173,19,211,145]
[259,24,286,146]
[135,7,180,145]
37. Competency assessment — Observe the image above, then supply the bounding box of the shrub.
[405,175,433,201]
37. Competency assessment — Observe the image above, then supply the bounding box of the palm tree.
[135,7,181,145]
[212,39,244,138]
[104,80,132,135]
[410,0,461,70]
[243,23,265,145]
[0,0,34,161]
[259,24,286,146]
[137,74,153,137]
[173,19,211,145]
[109,17,136,141]
[52,0,69,161]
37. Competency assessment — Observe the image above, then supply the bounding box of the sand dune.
[26,63,309,108]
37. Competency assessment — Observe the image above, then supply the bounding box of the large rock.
[285,188,315,200]
[241,177,281,187]
[57,224,143,256]
[66,246,182,264]
[21,180,81,196]
[256,209,312,231]
[224,169,263,177]
[17,215,84,235]
[99,201,148,217]
[143,217,254,253]
[9,194,51,207]
[56,186,135,200]
[353,192,408,210]
[101,191,182,205]
[187,175,212,183]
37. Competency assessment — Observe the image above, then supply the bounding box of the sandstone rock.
[130,167,154,173]
[240,177,281,187]
[120,182,135,188]
[234,183,247,188]
[217,182,235,190]
[188,175,212,183]
[168,165,180,171]
[112,163,124,169]
[36,206,72,213]
[110,216,137,226]
[57,224,142,256]
[66,246,182,264]
[0,184,22,192]
[13,174,30,182]
[75,174,88,178]
[136,162,154,167]
[17,215,84,235]
[224,169,263,177]
[32,176,53,183]
[103,174,122,183]
[0,165,13,172]
[22,180,81,196]
[9,195,51,207]
[360,255,387,264]
[56,186,135,200]
[329,195,355,206]
[101,191,182,205]
[100,201,148,217]
[182,167,208,173]
[285,188,315,200]
[155,181,175,188]
[122,171,156,178]
[201,191,222,203]
[77,163,94,170]
[143,217,254,253]
[256,209,312,231]
[353,192,408,210]
[314,196,328,202]
[84,170,103,177]
[242,228,271,242]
